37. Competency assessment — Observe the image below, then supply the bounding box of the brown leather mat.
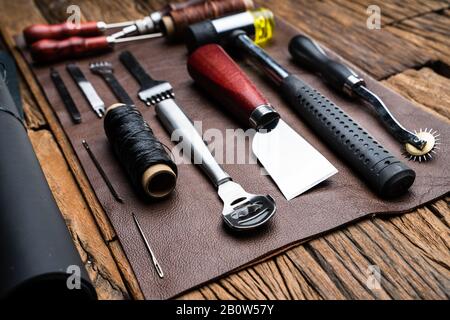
[17,20,449,299]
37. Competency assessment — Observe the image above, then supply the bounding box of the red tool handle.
[30,36,111,63]
[188,44,271,128]
[23,21,103,45]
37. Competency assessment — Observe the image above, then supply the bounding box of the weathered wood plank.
[382,68,450,120]
[257,0,433,79]
[387,9,450,68]
[334,0,450,25]
[20,82,47,129]
[35,0,146,23]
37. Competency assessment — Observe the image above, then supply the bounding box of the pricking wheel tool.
[289,35,440,162]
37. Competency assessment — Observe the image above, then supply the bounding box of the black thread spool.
[104,104,177,199]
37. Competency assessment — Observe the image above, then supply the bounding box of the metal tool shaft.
[233,32,289,85]
[66,64,105,118]
[353,85,425,149]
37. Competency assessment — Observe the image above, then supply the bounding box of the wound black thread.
[104,104,177,199]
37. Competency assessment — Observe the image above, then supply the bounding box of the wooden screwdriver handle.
[30,36,110,63]
[23,22,102,45]
[188,44,271,128]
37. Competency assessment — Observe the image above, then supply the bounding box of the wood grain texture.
[383,68,450,120]
[258,0,433,80]
[0,0,448,300]
[387,9,450,67]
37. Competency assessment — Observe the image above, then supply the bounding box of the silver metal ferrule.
[249,104,280,130]
[96,21,107,32]
[234,33,290,85]
[211,11,254,34]
[343,74,365,97]
[150,11,163,28]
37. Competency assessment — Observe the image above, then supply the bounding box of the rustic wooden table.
[1,0,449,300]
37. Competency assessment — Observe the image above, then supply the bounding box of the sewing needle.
[132,213,164,279]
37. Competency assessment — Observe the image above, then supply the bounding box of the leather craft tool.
[132,213,164,279]
[185,8,274,52]
[25,0,253,63]
[90,61,134,106]
[66,63,105,118]
[119,51,175,106]
[82,139,123,203]
[119,60,277,230]
[155,89,277,231]
[50,68,82,124]
[185,26,415,197]
[289,35,440,162]
[188,45,338,200]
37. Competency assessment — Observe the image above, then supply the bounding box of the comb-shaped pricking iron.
[289,35,440,162]
[66,63,105,118]
[89,61,134,106]
[119,51,174,106]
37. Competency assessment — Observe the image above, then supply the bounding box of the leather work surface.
[17,20,449,299]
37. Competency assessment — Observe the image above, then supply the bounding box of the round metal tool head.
[223,194,276,231]
[404,129,440,162]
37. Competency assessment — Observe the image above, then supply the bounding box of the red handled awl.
[23,21,132,45]
[29,33,163,64]
[188,45,337,200]
[289,35,440,162]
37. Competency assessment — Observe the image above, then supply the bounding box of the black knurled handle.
[280,75,415,198]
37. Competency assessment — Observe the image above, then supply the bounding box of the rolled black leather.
[0,65,96,299]
[280,75,415,198]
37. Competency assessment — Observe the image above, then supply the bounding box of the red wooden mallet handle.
[187,44,270,127]
[30,36,111,63]
[23,22,102,45]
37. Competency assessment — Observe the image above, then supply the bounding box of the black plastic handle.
[289,35,364,94]
[280,75,415,198]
